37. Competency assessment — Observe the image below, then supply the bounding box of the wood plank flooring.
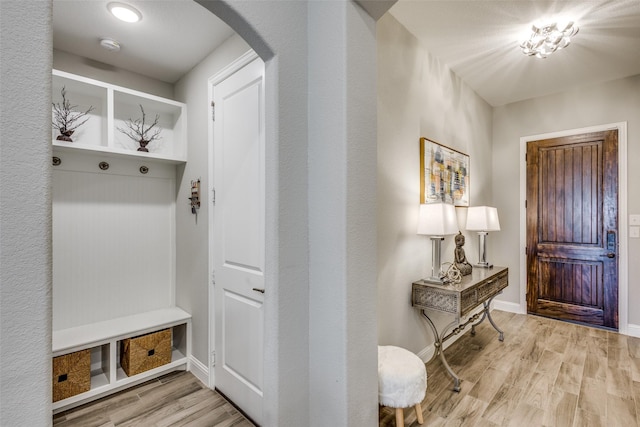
[379,310,640,427]
[53,371,254,427]
[54,310,640,426]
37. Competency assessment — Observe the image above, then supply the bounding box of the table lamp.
[465,206,500,268]
[417,203,459,284]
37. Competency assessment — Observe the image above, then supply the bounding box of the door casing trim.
[519,122,628,334]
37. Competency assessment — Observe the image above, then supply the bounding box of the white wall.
[53,49,174,99]
[52,158,176,330]
[308,3,378,424]
[0,1,53,425]
[492,75,640,322]
[376,14,494,354]
[173,33,251,368]
[199,1,382,425]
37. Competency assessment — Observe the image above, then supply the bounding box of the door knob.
[252,288,265,294]
[600,253,615,258]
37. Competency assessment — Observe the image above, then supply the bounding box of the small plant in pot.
[52,86,94,142]
[117,104,162,152]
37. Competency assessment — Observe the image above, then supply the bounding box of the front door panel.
[526,130,618,329]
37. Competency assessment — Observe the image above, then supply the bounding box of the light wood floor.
[379,310,640,427]
[54,310,640,427]
[53,370,254,427]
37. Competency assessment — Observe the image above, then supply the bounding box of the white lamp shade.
[465,206,501,231]
[417,203,459,236]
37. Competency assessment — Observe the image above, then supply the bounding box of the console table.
[412,266,508,391]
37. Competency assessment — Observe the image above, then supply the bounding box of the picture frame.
[420,137,469,206]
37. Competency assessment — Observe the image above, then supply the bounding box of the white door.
[211,55,265,424]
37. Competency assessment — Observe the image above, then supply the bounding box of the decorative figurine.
[454,232,473,276]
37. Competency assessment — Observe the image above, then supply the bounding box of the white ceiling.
[390,0,640,106]
[53,0,234,83]
[53,1,640,106]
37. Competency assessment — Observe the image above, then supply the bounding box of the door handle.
[602,230,617,259]
[606,230,616,252]
[252,287,265,294]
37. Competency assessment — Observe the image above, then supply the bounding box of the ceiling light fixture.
[520,21,578,59]
[100,37,121,52]
[108,2,142,23]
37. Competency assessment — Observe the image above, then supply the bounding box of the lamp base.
[425,236,447,285]
[474,262,493,269]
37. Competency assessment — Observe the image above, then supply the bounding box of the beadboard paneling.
[52,154,175,331]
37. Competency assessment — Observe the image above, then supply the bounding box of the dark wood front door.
[526,130,618,329]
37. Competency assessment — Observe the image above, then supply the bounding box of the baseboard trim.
[493,299,524,314]
[416,344,435,363]
[188,355,209,386]
[417,329,468,363]
[627,324,640,338]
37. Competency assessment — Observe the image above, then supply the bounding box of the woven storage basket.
[121,328,172,376]
[52,349,91,402]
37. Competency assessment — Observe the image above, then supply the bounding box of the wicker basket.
[52,349,91,402]
[121,328,172,376]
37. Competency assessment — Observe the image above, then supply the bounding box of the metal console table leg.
[421,295,505,392]
[421,310,462,392]
[470,294,504,341]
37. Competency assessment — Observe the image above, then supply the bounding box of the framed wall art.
[420,137,469,206]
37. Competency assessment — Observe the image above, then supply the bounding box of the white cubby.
[89,344,110,391]
[52,308,191,414]
[52,73,108,148]
[52,69,186,164]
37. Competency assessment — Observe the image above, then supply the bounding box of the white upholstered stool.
[378,345,427,426]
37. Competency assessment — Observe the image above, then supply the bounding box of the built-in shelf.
[52,308,191,414]
[52,140,187,166]
[52,69,187,165]
[51,70,190,414]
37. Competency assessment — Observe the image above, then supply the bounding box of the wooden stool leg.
[395,407,404,426]
[415,402,424,424]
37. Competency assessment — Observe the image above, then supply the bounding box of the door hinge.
[211,270,215,285]
[211,351,216,368]
[525,200,527,208]
[211,101,215,122]
[525,247,528,256]
[525,153,527,162]
[212,188,216,205]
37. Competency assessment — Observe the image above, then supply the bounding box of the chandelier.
[520,21,579,59]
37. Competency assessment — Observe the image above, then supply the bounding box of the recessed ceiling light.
[100,37,121,52]
[107,2,142,23]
